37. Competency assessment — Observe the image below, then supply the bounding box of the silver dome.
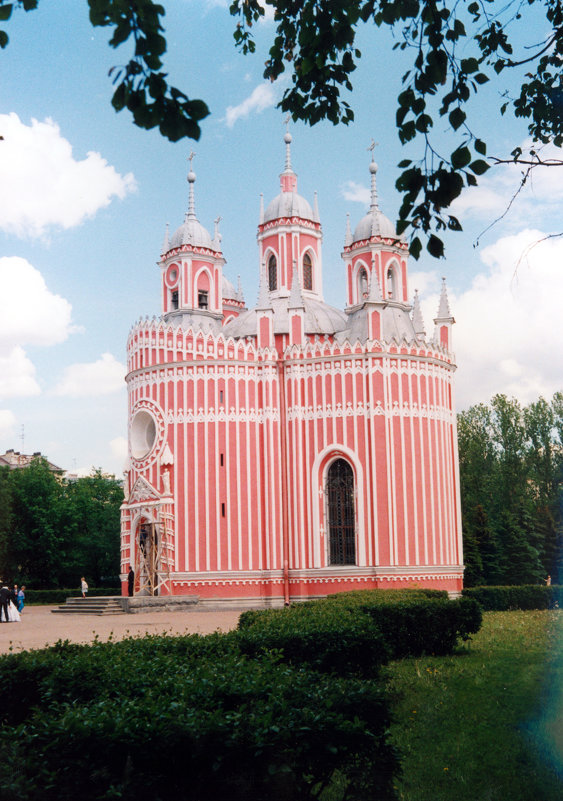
[264,192,315,223]
[170,215,214,250]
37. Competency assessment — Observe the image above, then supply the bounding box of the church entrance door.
[326,459,356,564]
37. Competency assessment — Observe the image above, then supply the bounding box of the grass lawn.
[384,610,562,801]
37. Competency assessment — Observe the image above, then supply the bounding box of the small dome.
[352,209,397,242]
[264,192,315,223]
[170,216,214,250]
[222,275,237,300]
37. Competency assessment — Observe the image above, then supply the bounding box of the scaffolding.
[134,502,173,596]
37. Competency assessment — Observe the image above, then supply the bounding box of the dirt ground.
[0,605,242,655]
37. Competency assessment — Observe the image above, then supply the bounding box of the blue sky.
[1,1,562,476]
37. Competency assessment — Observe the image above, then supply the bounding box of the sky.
[0,0,562,477]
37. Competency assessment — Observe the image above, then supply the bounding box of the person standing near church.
[127,566,135,597]
[81,577,88,598]
[17,585,25,612]
[0,582,10,622]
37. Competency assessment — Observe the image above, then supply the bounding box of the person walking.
[17,586,25,612]
[81,577,88,598]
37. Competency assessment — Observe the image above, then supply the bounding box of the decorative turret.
[343,143,409,312]
[257,127,324,302]
[433,277,455,349]
[160,153,225,327]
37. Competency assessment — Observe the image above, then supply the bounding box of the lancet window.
[303,252,313,291]
[268,255,277,291]
[326,459,356,565]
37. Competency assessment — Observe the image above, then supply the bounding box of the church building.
[120,133,464,602]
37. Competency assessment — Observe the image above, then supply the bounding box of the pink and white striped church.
[120,133,464,603]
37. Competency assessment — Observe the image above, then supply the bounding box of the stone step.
[51,596,125,615]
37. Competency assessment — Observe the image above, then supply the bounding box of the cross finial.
[367,139,378,157]
[188,151,196,171]
[284,113,291,132]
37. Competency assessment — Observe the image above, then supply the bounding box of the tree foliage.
[2,1,561,257]
[458,392,563,586]
[0,459,122,589]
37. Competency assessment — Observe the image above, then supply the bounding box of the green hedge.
[0,636,399,801]
[24,587,121,605]
[461,584,562,611]
[237,604,390,678]
[240,590,482,661]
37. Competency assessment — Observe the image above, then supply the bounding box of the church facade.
[120,134,464,602]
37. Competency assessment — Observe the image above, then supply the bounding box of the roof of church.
[262,131,319,225]
[168,162,219,251]
[223,295,347,338]
[350,160,400,244]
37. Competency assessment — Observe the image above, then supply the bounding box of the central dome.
[263,191,315,223]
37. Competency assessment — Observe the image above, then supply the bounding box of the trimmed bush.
[240,591,482,662]
[462,584,562,611]
[237,604,390,678]
[0,637,399,801]
[24,587,121,605]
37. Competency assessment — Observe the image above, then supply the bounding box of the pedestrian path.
[0,605,241,654]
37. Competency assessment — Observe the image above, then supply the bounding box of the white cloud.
[0,113,136,239]
[52,353,126,398]
[451,141,563,230]
[224,83,278,128]
[110,436,128,470]
[0,410,17,439]
[416,229,563,408]
[0,347,40,400]
[0,257,76,348]
[341,181,370,205]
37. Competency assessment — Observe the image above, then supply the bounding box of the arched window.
[326,459,356,565]
[303,252,313,291]
[387,265,399,299]
[268,255,277,291]
[359,268,369,299]
[170,290,179,310]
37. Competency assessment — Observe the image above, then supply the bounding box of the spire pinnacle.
[412,289,426,338]
[280,118,298,193]
[187,151,197,219]
[259,193,264,224]
[367,139,379,212]
[345,213,352,246]
[435,277,454,321]
[162,222,170,255]
[284,114,293,171]
[288,259,305,309]
[236,274,245,302]
[367,258,383,303]
[257,260,272,310]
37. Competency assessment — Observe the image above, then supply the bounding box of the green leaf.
[460,57,479,74]
[451,146,471,169]
[427,235,444,258]
[449,107,466,131]
[0,5,12,23]
[0,29,8,48]
[469,159,490,175]
[474,139,487,155]
[410,237,422,260]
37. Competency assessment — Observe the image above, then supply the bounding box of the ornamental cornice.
[258,217,321,233]
[166,406,280,424]
[286,400,455,423]
[342,237,408,253]
[163,243,222,259]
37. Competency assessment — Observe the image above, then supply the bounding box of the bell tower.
[160,154,225,325]
[257,130,323,303]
